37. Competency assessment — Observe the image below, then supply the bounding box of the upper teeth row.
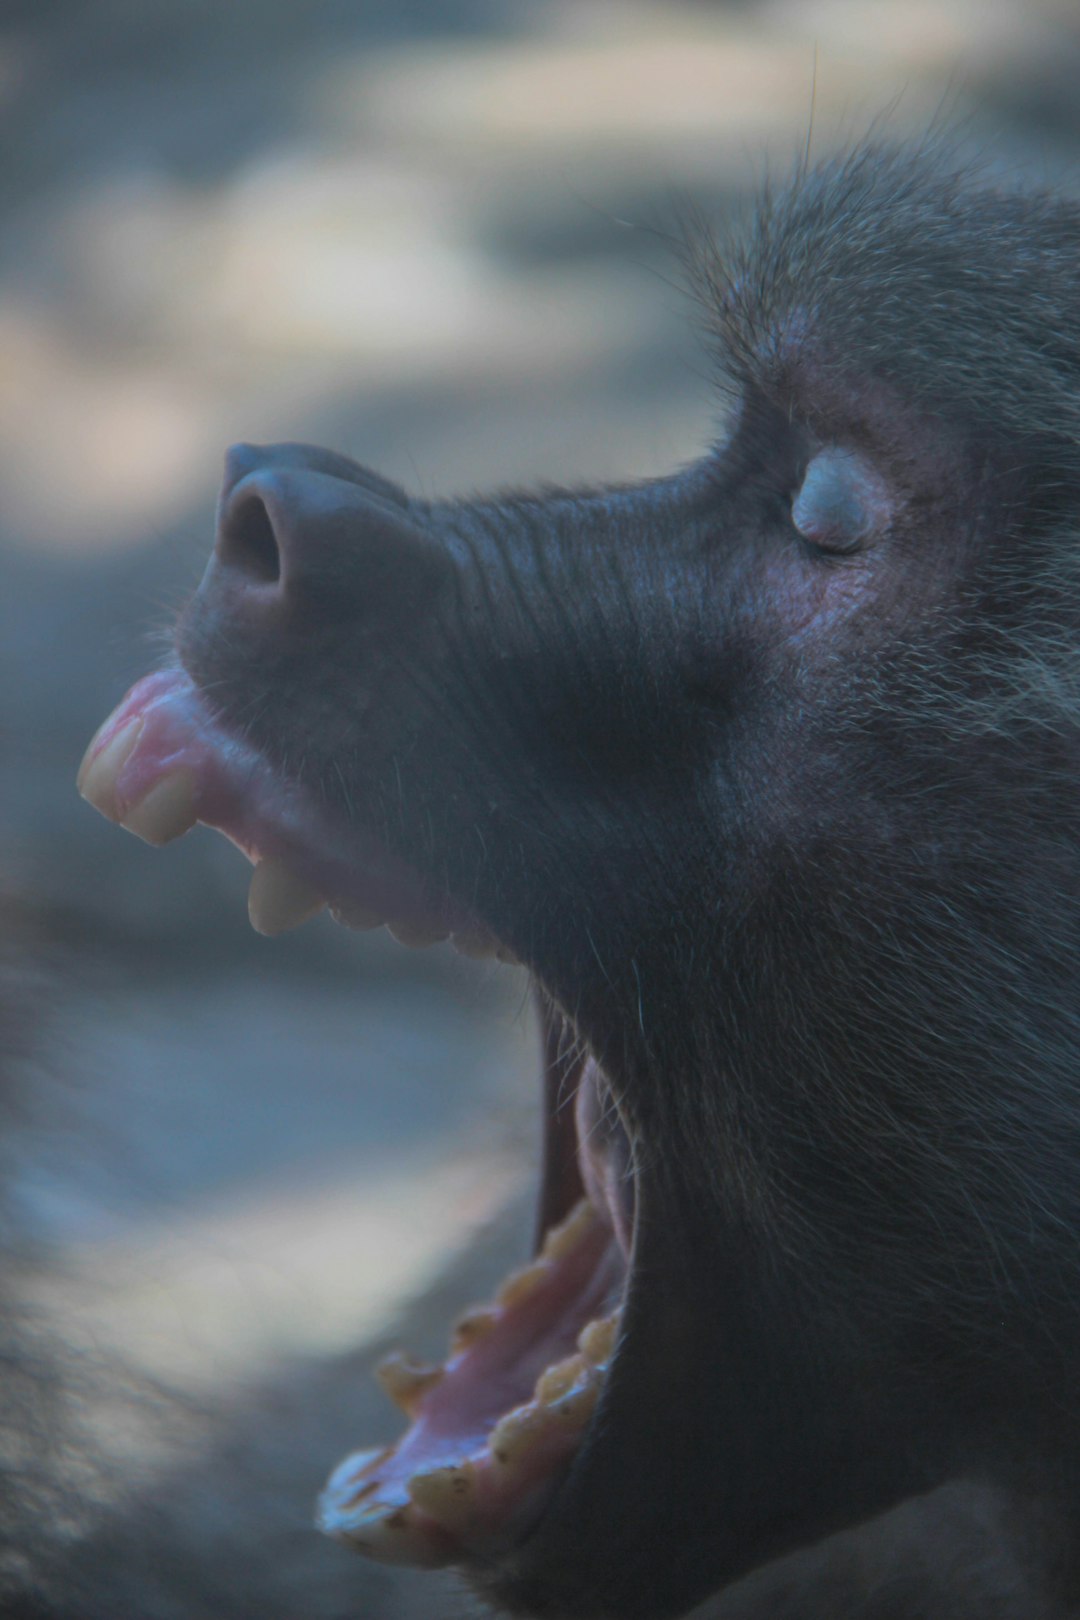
[77,721,512,962]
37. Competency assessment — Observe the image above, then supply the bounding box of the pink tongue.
[78,669,462,930]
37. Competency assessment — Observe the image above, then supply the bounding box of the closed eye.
[791,447,893,554]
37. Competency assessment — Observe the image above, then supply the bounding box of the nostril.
[219,492,281,586]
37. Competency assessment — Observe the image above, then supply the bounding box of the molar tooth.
[122,769,198,846]
[407,1462,478,1534]
[387,918,449,949]
[450,926,500,960]
[450,1305,498,1354]
[248,858,326,936]
[329,900,384,931]
[535,1353,587,1406]
[549,1373,601,1430]
[541,1198,597,1262]
[375,1351,444,1415]
[488,1401,546,1470]
[495,1258,549,1310]
[578,1313,620,1365]
[76,716,144,820]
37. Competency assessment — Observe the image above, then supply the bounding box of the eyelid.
[792,447,893,552]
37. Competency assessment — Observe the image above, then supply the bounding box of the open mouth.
[77,666,635,1572]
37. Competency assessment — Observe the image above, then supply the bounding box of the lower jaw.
[318,1195,627,1570]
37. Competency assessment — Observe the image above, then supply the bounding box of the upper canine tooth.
[76,715,144,820]
[122,769,198,846]
[248,858,326,936]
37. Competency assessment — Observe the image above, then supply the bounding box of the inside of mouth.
[320,1196,626,1567]
[77,669,633,1568]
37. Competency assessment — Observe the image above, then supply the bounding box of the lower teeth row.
[321,1302,622,1566]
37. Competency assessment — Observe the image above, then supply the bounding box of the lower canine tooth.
[123,770,198,846]
[248,858,326,936]
[76,715,144,820]
[375,1351,444,1415]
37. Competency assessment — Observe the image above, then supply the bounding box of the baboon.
[60,145,1080,1617]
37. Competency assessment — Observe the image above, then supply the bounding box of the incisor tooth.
[541,1198,597,1262]
[122,770,198,846]
[375,1351,444,1415]
[76,716,144,820]
[248,858,326,936]
[407,1462,478,1533]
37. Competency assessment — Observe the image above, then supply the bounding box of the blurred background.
[3,0,1080,1608]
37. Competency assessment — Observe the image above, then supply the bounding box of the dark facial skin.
[171,149,1080,1618]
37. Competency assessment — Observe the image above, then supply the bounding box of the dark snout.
[198,442,454,636]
